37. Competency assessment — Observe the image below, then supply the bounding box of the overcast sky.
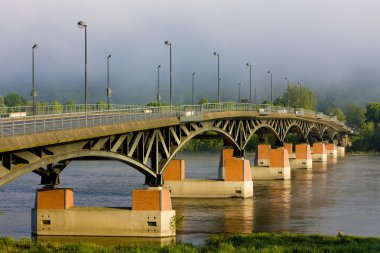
[0,0,379,105]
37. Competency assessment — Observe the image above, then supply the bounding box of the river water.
[0,152,379,244]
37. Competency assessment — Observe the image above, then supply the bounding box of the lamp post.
[285,77,290,107]
[31,44,38,115]
[77,20,88,111]
[192,72,196,105]
[164,41,172,105]
[298,82,301,107]
[106,54,111,110]
[157,65,161,105]
[246,63,252,102]
[238,82,242,102]
[267,70,273,104]
[213,51,220,102]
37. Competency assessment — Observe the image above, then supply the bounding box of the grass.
[1,233,380,253]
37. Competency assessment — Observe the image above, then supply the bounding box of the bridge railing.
[0,104,147,118]
[0,102,349,138]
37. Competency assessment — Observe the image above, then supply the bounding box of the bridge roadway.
[0,103,351,187]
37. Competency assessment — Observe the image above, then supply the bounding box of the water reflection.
[253,180,292,232]
[173,197,254,244]
[33,235,175,246]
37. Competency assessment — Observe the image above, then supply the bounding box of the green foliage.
[345,104,365,128]
[4,93,26,107]
[280,84,316,110]
[365,102,380,124]
[146,101,169,107]
[198,98,209,105]
[52,100,63,114]
[182,137,223,152]
[328,107,346,122]
[96,100,107,110]
[285,133,300,146]
[245,134,259,152]
[1,233,380,253]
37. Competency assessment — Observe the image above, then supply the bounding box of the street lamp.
[246,63,252,102]
[214,51,220,102]
[267,70,273,104]
[238,82,242,102]
[106,54,111,110]
[164,41,172,105]
[77,20,88,111]
[285,77,290,107]
[192,72,196,105]
[31,44,38,115]
[157,65,161,105]
[298,82,301,107]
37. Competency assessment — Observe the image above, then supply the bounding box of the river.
[0,152,379,244]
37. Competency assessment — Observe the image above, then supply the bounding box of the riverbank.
[1,233,379,253]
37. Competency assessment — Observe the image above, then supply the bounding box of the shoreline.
[1,232,379,253]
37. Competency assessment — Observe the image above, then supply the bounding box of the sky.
[0,0,380,106]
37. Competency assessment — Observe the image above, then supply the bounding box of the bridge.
[0,102,350,187]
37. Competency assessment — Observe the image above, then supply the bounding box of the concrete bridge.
[0,103,350,187]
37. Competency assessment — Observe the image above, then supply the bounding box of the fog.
[0,0,379,106]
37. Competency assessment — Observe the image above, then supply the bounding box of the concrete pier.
[284,143,296,159]
[251,148,291,180]
[164,158,253,198]
[312,142,327,162]
[337,146,345,157]
[326,144,338,158]
[32,187,176,237]
[289,144,312,169]
[254,144,271,166]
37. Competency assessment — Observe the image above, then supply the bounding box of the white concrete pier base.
[32,187,176,237]
[337,146,345,157]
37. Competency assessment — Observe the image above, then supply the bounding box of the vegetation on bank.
[1,233,379,253]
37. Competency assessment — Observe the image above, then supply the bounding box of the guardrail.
[0,103,350,138]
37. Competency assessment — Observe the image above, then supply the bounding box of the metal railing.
[0,103,349,138]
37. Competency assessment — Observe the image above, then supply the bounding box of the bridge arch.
[160,126,241,174]
[283,123,306,142]
[0,150,157,187]
[242,124,281,149]
[306,125,322,141]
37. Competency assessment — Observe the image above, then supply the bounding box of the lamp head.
[213,51,218,56]
[32,44,39,49]
[193,72,196,76]
[157,65,161,69]
[246,63,250,67]
[164,40,171,46]
[267,70,271,74]
[285,77,288,80]
[107,54,111,59]
[77,21,87,29]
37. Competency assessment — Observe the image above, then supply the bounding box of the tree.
[146,101,169,107]
[4,93,26,107]
[96,100,107,110]
[281,84,316,110]
[327,107,346,122]
[365,102,380,124]
[52,100,63,114]
[344,104,365,128]
[198,98,209,105]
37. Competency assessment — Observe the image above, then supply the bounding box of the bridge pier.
[32,187,176,237]
[326,144,338,158]
[251,145,291,180]
[312,142,327,162]
[337,146,345,157]
[163,152,253,198]
[289,144,312,169]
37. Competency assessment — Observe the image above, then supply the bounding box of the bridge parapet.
[0,103,350,138]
